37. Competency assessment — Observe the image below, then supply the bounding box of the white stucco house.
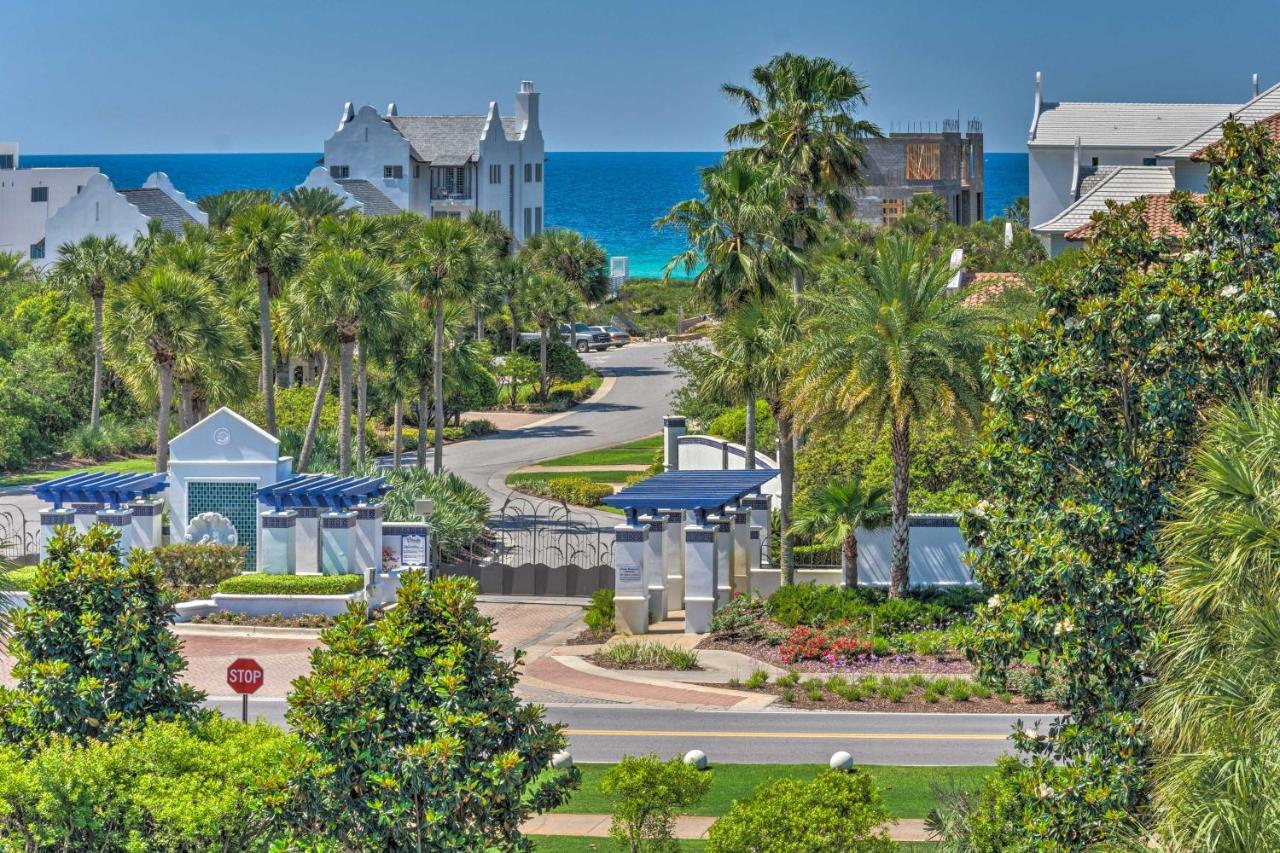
[0,142,99,267]
[321,81,545,244]
[1028,72,1280,254]
[43,171,206,267]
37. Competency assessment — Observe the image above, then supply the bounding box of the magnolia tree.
[964,119,1280,845]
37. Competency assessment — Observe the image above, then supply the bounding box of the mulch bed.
[714,683,1060,715]
[565,627,613,646]
[587,652,703,672]
[697,636,977,676]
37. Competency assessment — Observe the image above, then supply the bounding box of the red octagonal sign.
[226,658,264,695]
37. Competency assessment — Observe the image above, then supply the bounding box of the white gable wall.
[0,148,98,267]
[298,166,363,212]
[144,171,208,226]
[44,173,149,268]
[324,106,412,210]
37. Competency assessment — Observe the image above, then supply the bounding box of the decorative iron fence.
[0,502,40,565]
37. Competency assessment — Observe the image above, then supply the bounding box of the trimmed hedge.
[216,573,364,596]
[155,543,245,590]
[520,476,615,507]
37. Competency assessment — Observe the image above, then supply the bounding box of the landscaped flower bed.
[589,640,702,671]
[721,670,1059,714]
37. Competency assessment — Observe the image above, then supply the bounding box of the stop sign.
[226,658,264,695]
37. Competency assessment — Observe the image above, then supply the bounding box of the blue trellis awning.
[256,474,389,512]
[602,469,776,520]
[34,471,168,509]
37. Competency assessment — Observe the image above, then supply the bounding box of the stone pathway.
[513,464,648,473]
[520,814,931,842]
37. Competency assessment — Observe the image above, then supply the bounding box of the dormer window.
[383,165,403,179]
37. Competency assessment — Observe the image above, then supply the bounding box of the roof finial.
[1253,73,1260,98]
[386,102,398,117]
[338,101,354,132]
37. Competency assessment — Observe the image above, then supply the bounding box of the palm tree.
[789,234,992,598]
[658,158,797,311]
[1146,396,1280,851]
[492,256,528,352]
[219,203,307,437]
[521,228,609,305]
[399,217,480,473]
[282,187,347,228]
[0,252,36,286]
[699,303,774,468]
[790,477,889,588]
[755,295,805,584]
[518,272,581,402]
[724,53,882,293]
[50,234,133,430]
[197,189,274,232]
[104,266,226,471]
[296,250,398,474]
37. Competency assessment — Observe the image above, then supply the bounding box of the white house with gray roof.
[0,141,99,267]
[321,81,544,244]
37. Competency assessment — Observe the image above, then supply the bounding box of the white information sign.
[616,553,644,592]
[401,534,428,566]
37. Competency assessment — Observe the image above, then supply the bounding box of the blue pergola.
[256,474,389,512]
[35,471,168,509]
[602,469,776,522]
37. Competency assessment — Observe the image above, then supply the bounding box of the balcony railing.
[431,190,472,202]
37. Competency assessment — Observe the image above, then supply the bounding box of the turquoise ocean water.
[24,151,1028,279]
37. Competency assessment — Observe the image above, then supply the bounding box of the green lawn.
[507,471,635,487]
[554,763,989,820]
[3,565,38,592]
[538,435,662,468]
[0,457,154,489]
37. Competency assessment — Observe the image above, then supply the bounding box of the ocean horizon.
[23,151,1029,279]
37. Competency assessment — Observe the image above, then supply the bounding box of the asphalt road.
[206,698,1038,765]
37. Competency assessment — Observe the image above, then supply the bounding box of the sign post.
[226,657,264,723]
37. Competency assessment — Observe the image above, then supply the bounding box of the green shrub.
[63,416,153,460]
[776,672,800,688]
[583,588,615,640]
[517,337,588,382]
[2,526,203,745]
[709,594,771,641]
[377,466,489,558]
[0,718,295,850]
[706,769,896,852]
[925,756,1036,852]
[155,543,246,593]
[601,754,711,852]
[945,680,973,702]
[745,670,769,689]
[216,573,363,596]
[521,476,615,507]
[781,688,795,703]
[604,641,700,670]
[277,574,578,848]
[708,403,777,450]
[546,376,601,409]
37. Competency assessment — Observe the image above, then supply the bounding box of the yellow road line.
[564,729,1006,741]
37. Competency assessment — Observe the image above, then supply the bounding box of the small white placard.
[616,554,643,591]
[401,534,428,566]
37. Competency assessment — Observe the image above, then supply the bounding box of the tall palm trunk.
[744,397,757,470]
[508,299,520,352]
[842,533,858,589]
[337,339,355,475]
[298,354,330,473]
[417,381,429,470]
[475,309,484,342]
[538,327,549,402]
[777,408,795,585]
[392,398,403,469]
[433,305,445,475]
[356,347,367,467]
[178,381,195,430]
[155,360,174,473]
[91,289,104,430]
[789,193,806,294]
[889,413,911,599]
[257,266,277,435]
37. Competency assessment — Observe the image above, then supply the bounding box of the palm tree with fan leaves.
[790,477,889,588]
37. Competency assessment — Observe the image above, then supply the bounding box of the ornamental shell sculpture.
[184,512,238,547]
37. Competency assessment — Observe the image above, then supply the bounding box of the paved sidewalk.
[523,653,773,710]
[520,814,930,842]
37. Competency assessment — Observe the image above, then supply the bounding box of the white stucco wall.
[1030,145,1171,230]
[1172,159,1211,191]
[0,146,98,268]
[676,434,781,500]
[323,105,412,210]
[44,173,149,265]
[144,171,208,225]
[298,166,363,212]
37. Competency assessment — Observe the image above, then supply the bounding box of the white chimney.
[1004,221,1013,248]
[1254,73,1260,98]
[386,102,398,117]
[946,247,965,291]
[515,80,539,136]
[337,101,354,132]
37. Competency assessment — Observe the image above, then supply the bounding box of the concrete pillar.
[743,494,771,565]
[749,524,780,597]
[639,514,667,623]
[96,507,133,563]
[662,509,683,613]
[320,510,358,575]
[730,505,750,596]
[128,499,163,553]
[663,415,686,471]
[39,507,75,562]
[712,514,734,608]
[258,510,297,575]
[295,507,321,573]
[72,502,101,534]
[683,518,717,634]
[613,520,650,634]
[354,502,384,573]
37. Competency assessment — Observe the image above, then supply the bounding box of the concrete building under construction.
[851,118,985,226]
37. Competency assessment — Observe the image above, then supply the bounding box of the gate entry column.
[613,517,650,634]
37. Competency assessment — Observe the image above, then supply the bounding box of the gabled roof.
[1190,111,1280,161]
[1163,81,1280,158]
[169,406,278,463]
[1034,166,1175,234]
[119,187,198,236]
[334,179,401,216]
[1064,193,1203,242]
[386,115,521,163]
[1031,101,1239,147]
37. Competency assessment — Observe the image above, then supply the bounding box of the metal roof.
[256,474,389,512]
[35,471,168,509]
[334,179,401,216]
[1162,82,1280,158]
[119,188,198,235]
[1031,101,1238,148]
[602,470,776,519]
[1033,165,1175,234]
[386,115,521,163]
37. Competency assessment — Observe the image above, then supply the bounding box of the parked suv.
[560,322,612,353]
[592,324,630,348]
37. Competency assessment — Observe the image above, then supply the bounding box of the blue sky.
[6,0,1276,154]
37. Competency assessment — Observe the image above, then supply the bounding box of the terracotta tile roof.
[1191,111,1280,160]
[1064,193,1202,242]
[960,272,1026,307]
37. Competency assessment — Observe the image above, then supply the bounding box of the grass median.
[0,457,154,489]
[536,435,662,467]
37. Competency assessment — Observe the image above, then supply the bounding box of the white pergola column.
[72,502,101,534]
[320,510,358,575]
[295,507,321,573]
[683,517,717,634]
[711,514,734,609]
[259,510,297,574]
[731,505,750,597]
[744,494,771,565]
[96,507,133,563]
[639,514,667,623]
[663,415,686,471]
[662,509,683,613]
[613,519,650,634]
[128,499,164,553]
[354,502,384,573]
[39,507,75,561]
